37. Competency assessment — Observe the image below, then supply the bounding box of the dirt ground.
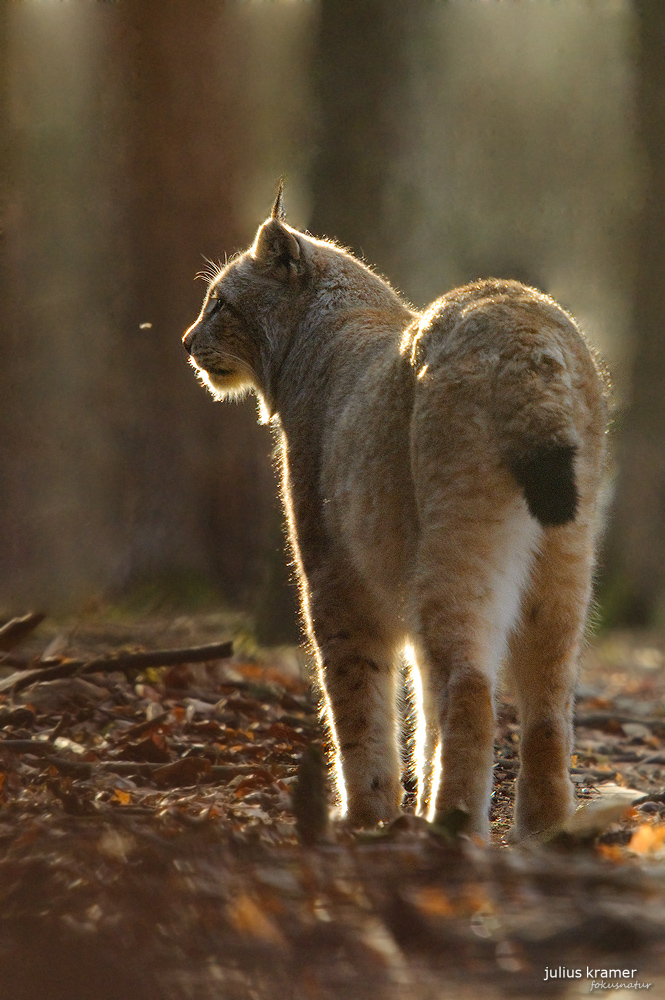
[2,613,665,1000]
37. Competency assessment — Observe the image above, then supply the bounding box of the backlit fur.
[183,209,608,840]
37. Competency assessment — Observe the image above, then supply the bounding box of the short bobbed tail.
[508,442,578,527]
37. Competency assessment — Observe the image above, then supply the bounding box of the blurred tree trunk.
[308,0,417,280]
[112,2,276,606]
[115,2,300,637]
[0,1,9,590]
[0,3,289,622]
[603,3,665,625]
[1,4,126,610]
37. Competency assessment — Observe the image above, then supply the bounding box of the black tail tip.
[509,443,578,527]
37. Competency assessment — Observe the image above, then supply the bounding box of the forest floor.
[2,612,665,1000]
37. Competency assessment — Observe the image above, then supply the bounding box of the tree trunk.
[111,1,277,605]
[308,0,418,282]
[1,4,127,610]
[602,3,665,626]
[0,3,284,618]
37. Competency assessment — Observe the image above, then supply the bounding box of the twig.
[50,712,72,740]
[0,739,57,756]
[0,653,36,668]
[572,766,619,780]
[123,711,171,738]
[39,756,266,782]
[0,640,234,695]
[575,712,665,731]
[0,666,62,694]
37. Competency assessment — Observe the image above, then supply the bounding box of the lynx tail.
[508,442,578,527]
[490,328,582,529]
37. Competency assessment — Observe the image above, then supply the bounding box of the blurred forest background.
[1,0,664,642]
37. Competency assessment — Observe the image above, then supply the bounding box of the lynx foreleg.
[315,631,402,828]
[419,650,496,840]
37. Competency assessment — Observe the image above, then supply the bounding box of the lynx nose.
[182,324,197,355]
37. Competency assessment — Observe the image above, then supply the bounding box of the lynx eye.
[205,294,225,317]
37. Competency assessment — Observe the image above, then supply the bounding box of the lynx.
[183,188,607,841]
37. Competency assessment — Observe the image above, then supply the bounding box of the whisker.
[218,351,250,369]
[195,255,223,285]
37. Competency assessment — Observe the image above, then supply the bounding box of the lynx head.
[182,184,314,412]
[183,183,407,417]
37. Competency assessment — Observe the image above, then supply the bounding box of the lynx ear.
[253,219,302,278]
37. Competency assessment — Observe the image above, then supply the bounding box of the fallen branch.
[0,653,36,668]
[0,640,234,695]
[572,766,619,780]
[575,712,665,732]
[0,737,255,767]
[41,756,266,783]
[0,742,275,785]
[0,739,58,756]
[0,613,45,653]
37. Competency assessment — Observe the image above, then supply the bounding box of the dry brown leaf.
[226,894,286,946]
[16,677,108,712]
[152,757,211,787]
[411,886,455,917]
[117,734,171,764]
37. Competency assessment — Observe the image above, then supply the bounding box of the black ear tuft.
[271,178,286,221]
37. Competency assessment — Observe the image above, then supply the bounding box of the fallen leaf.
[623,722,652,740]
[234,773,275,796]
[152,757,210,787]
[117,734,171,763]
[564,792,642,838]
[16,677,107,712]
[597,843,625,862]
[53,736,89,756]
[266,721,309,744]
[226,894,286,946]
[111,788,132,805]
[629,823,665,855]
[411,886,455,917]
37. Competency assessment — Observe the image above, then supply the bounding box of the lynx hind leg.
[415,502,541,841]
[507,524,597,840]
[313,613,402,828]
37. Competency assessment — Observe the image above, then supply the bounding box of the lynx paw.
[511,787,577,842]
[345,776,402,829]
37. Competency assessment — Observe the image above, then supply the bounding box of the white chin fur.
[201,369,253,401]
